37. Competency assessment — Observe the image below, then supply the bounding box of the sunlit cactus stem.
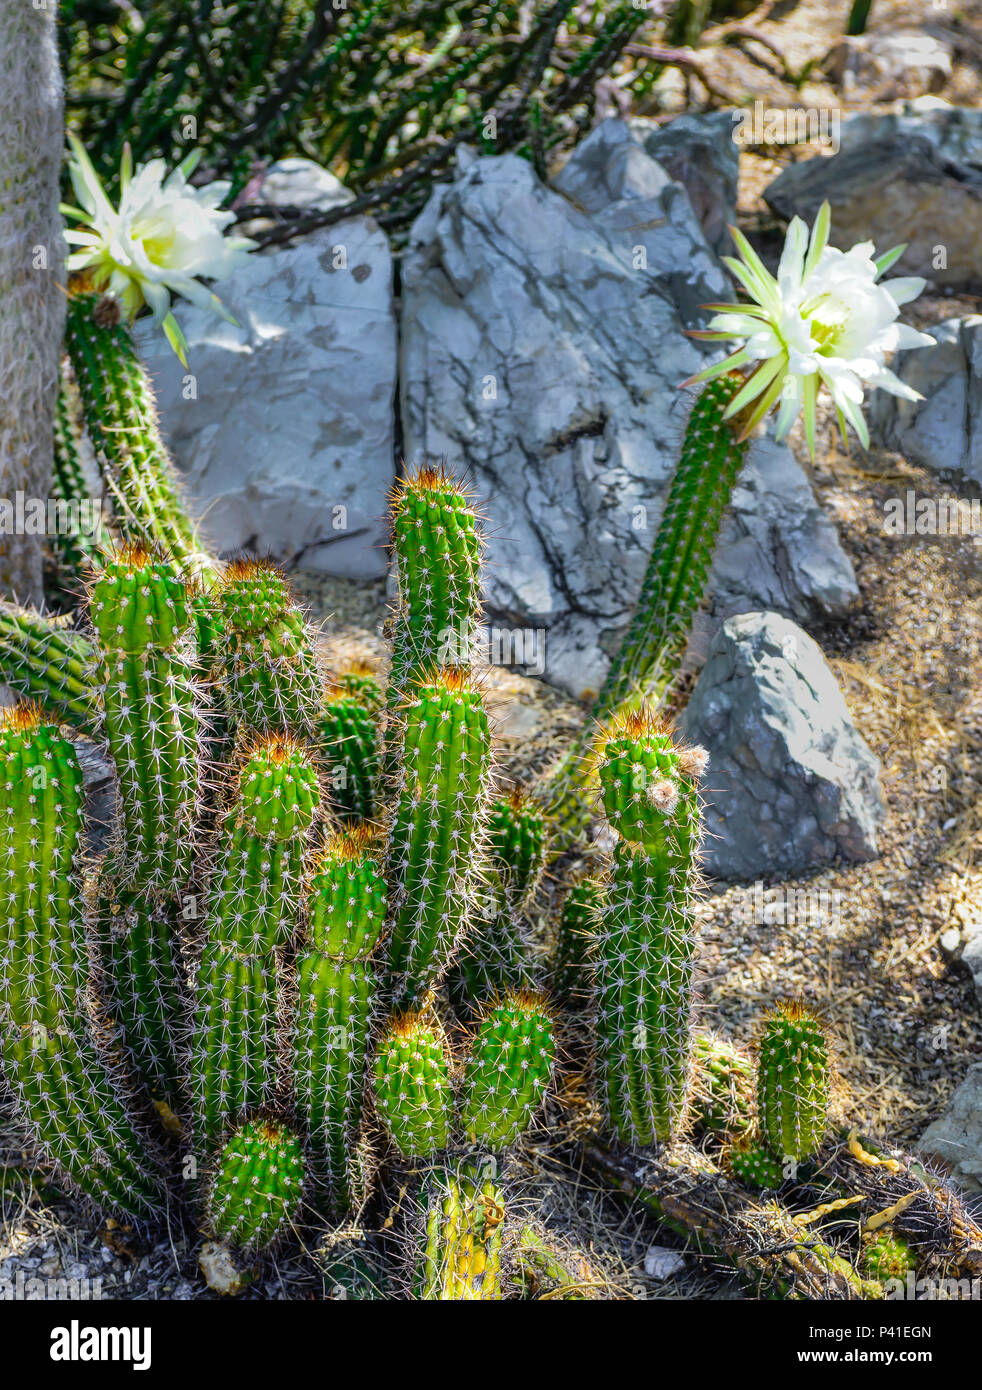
[0,704,163,1215]
[192,735,319,1157]
[88,545,202,898]
[756,1003,831,1166]
[373,1013,452,1160]
[544,377,745,849]
[388,467,483,697]
[386,668,492,1008]
[295,828,386,1215]
[416,1160,505,1301]
[593,710,707,1146]
[319,669,382,822]
[0,601,97,730]
[217,559,322,736]
[206,1118,306,1254]
[458,993,555,1150]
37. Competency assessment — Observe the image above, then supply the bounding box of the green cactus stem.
[319,669,382,822]
[552,875,602,1007]
[543,375,746,850]
[191,734,319,1157]
[217,558,322,736]
[593,709,707,1146]
[513,1224,602,1300]
[88,544,202,898]
[295,827,386,1215]
[728,1140,786,1191]
[207,1118,306,1253]
[0,601,97,730]
[385,668,492,1007]
[388,467,483,697]
[416,1160,505,1301]
[63,291,215,580]
[373,1013,452,1160]
[691,1033,755,1139]
[51,369,111,579]
[452,791,546,1009]
[756,1003,831,1166]
[859,1228,916,1282]
[0,704,163,1214]
[458,993,555,1151]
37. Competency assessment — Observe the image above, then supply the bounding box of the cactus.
[691,1034,755,1139]
[63,292,214,580]
[756,1004,831,1165]
[416,1160,505,1301]
[207,1118,306,1253]
[593,710,706,1146]
[319,669,382,822]
[88,545,202,898]
[0,601,97,730]
[458,994,555,1151]
[217,559,322,736]
[295,827,385,1215]
[0,705,163,1215]
[729,1140,786,1191]
[388,468,482,697]
[544,376,746,849]
[552,875,602,1006]
[191,734,319,1157]
[51,372,110,579]
[373,1014,452,1160]
[859,1228,915,1282]
[452,791,546,1009]
[386,668,492,1007]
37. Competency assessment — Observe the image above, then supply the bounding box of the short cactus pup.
[755,1003,831,1171]
[592,710,707,1146]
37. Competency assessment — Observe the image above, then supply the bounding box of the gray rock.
[825,29,953,101]
[920,1065,982,1193]
[870,315,982,486]
[764,136,982,288]
[839,104,982,171]
[707,436,859,633]
[400,140,730,699]
[133,210,397,580]
[254,156,354,212]
[677,612,885,880]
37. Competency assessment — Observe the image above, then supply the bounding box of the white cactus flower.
[63,133,255,364]
[683,201,936,456]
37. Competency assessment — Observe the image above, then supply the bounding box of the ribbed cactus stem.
[0,0,65,603]
[64,292,214,580]
[388,468,482,697]
[0,705,162,1214]
[594,709,706,1146]
[51,370,110,579]
[217,558,322,736]
[386,668,491,1007]
[553,875,602,1006]
[453,791,546,1008]
[295,827,385,1215]
[88,545,202,897]
[728,1140,786,1191]
[756,1003,831,1165]
[192,734,319,1157]
[0,601,97,730]
[458,993,555,1150]
[544,376,745,849]
[373,1013,452,1159]
[207,1119,306,1253]
[416,1161,505,1301]
[319,669,382,822]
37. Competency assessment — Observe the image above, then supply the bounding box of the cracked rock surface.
[677,612,885,880]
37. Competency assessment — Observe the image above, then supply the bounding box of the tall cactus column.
[593,711,707,1146]
[295,828,386,1215]
[191,734,319,1158]
[0,705,163,1215]
[88,545,202,899]
[385,669,492,1007]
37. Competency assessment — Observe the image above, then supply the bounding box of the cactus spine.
[593,710,706,1146]
[295,828,385,1214]
[458,994,555,1150]
[386,668,491,1007]
[217,559,322,735]
[756,1003,830,1165]
[545,376,745,848]
[207,1118,306,1253]
[0,601,97,729]
[373,1014,452,1159]
[0,705,162,1214]
[89,545,201,898]
[388,468,482,698]
[319,669,382,822]
[416,1161,505,1301]
[192,734,319,1156]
